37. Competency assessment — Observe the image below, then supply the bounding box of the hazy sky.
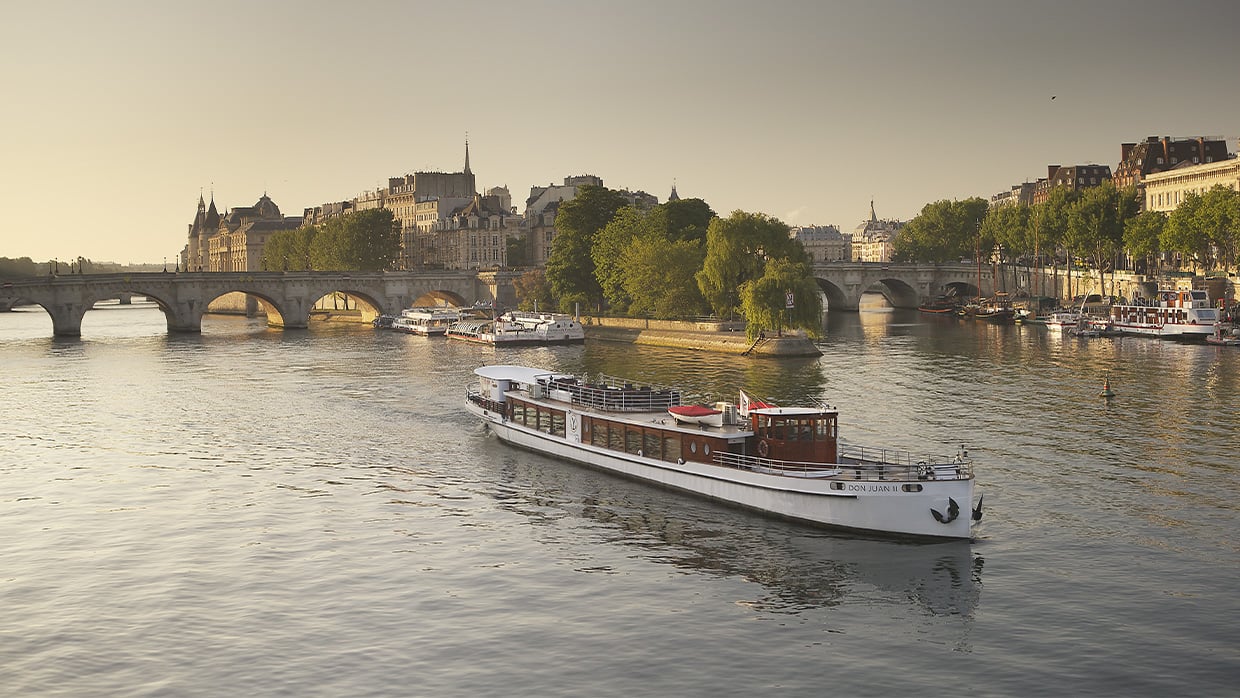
[2,0,1237,264]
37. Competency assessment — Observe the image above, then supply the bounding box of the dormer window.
[1157,157,1164,164]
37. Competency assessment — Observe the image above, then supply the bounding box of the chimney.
[1121,143,1135,162]
[1048,165,1061,179]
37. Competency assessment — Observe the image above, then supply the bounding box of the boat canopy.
[475,365,572,386]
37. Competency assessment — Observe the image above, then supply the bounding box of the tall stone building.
[1113,135,1230,192]
[851,201,903,263]
[790,225,850,263]
[180,193,302,272]
[298,143,478,269]
[1032,164,1112,204]
[1142,152,1240,213]
[522,175,604,266]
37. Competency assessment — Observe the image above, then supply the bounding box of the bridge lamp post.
[163,256,168,273]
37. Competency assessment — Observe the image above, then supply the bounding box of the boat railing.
[545,375,683,412]
[466,387,506,415]
[714,447,972,481]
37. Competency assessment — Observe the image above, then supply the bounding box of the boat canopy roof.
[475,364,572,386]
[750,406,834,417]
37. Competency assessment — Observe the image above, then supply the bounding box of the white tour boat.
[1108,289,1219,339]
[447,312,585,345]
[390,307,465,336]
[466,365,982,540]
[1045,310,1084,331]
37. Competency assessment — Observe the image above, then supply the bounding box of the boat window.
[626,429,642,455]
[690,441,697,454]
[552,411,565,438]
[786,420,799,441]
[644,432,661,460]
[592,419,608,447]
[902,484,924,492]
[608,424,625,452]
[662,434,680,462]
[771,419,785,440]
[511,401,525,425]
[703,443,711,456]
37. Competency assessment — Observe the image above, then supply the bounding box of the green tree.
[892,198,989,263]
[513,268,555,311]
[644,198,715,243]
[0,256,39,278]
[1034,187,1079,297]
[310,209,400,271]
[1066,181,1124,295]
[622,235,708,318]
[1197,185,1240,273]
[739,258,823,340]
[1163,192,1211,273]
[591,206,646,313]
[1123,210,1166,275]
[545,185,630,312]
[262,226,318,271]
[505,235,529,268]
[696,210,805,317]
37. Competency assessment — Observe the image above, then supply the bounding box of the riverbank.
[581,316,821,357]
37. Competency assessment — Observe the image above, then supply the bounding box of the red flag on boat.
[738,389,775,416]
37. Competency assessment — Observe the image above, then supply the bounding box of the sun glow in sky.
[2,0,1237,263]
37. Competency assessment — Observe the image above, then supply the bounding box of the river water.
[2,301,1237,697]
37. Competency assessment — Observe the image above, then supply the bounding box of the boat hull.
[467,401,976,540]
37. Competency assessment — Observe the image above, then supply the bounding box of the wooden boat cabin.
[476,368,839,468]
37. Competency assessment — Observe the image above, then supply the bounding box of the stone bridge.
[811,261,990,310]
[0,270,519,336]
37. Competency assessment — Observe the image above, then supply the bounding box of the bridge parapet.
[0,270,512,337]
[808,262,990,309]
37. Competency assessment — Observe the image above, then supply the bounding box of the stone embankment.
[580,316,821,357]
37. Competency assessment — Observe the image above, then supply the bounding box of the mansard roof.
[253,194,281,218]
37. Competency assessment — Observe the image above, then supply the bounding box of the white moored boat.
[447,311,585,345]
[1045,310,1084,331]
[1108,289,1219,339]
[466,365,982,540]
[390,307,465,336]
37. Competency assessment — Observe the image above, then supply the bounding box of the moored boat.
[1107,289,1219,340]
[390,306,465,336]
[447,311,585,345]
[465,365,982,540]
[972,293,1015,323]
[1206,322,1240,346]
[1045,310,1084,331]
[918,296,958,314]
[1069,316,1120,337]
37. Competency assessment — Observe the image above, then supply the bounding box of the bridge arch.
[0,270,517,337]
[411,289,469,308]
[865,277,920,309]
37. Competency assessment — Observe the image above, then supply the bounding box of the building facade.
[1142,156,1240,213]
[790,225,850,263]
[1033,164,1112,205]
[1113,135,1230,191]
[180,193,302,272]
[851,202,903,263]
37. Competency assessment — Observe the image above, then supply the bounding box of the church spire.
[464,137,471,175]
[870,199,877,222]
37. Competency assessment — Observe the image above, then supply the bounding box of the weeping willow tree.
[739,258,823,340]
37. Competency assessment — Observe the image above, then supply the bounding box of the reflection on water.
[486,449,983,620]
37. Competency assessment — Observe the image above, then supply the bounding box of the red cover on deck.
[668,405,721,417]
